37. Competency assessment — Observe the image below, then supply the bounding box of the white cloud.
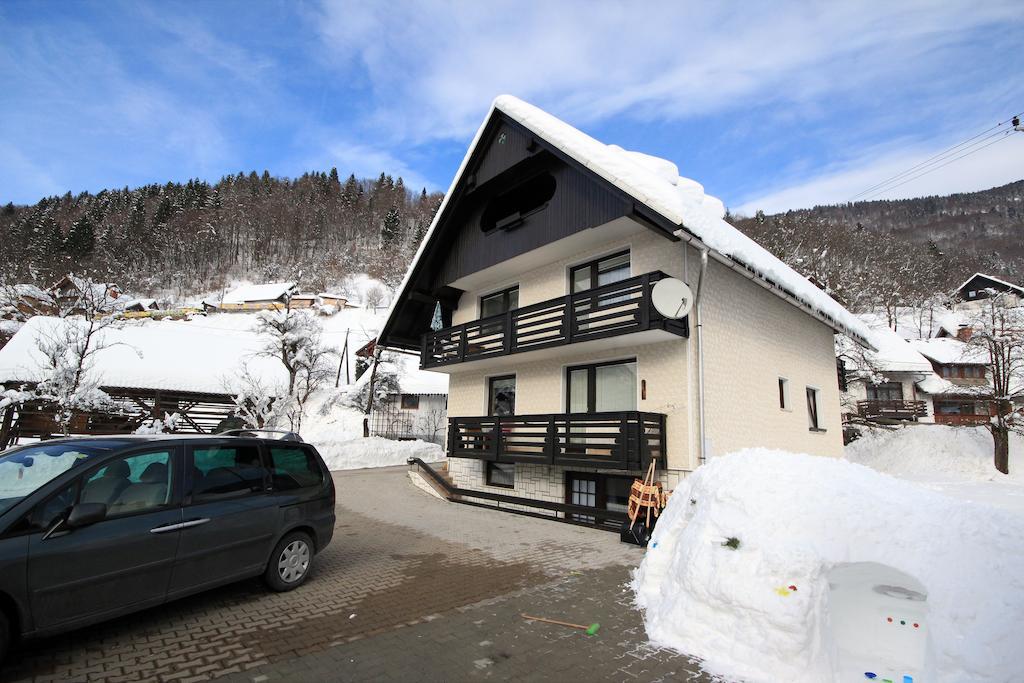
[734,132,1024,215]
[314,0,1022,143]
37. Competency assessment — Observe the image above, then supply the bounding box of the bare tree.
[962,291,1024,474]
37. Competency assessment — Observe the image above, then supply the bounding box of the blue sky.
[2,1,1022,214]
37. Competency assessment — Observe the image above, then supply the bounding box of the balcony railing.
[856,399,928,421]
[421,271,687,369]
[448,411,666,471]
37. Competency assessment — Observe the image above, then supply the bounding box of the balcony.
[856,399,928,422]
[448,411,666,471]
[421,271,688,370]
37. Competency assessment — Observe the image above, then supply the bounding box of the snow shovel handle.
[520,613,588,630]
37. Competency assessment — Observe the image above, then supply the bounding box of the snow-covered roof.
[915,374,983,397]
[221,282,297,305]
[955,272,1024,295]
[392,355,448,395]
[382,95,870,347]
[849,322,933,373]
[11,285,52,301]
[907,338,988,365]
[120,298,158,310]
[0,316,285,395]
[318,292,347,299]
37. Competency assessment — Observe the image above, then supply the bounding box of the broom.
[521,613,600,635]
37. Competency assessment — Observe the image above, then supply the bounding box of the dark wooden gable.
[959,274,1023,301]
[380,110,678,351]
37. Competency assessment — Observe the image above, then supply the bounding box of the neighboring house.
[0,284,56,319]
[908,338,995,425]
[211,282,302,311]
[120,298,160,313]
[955,272,1023,310]
[47,274,122,313]
[318,292,350,309]
[379,95,869,527]
[839,323,933,425]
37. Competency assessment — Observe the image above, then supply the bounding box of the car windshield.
[0,443,108,516]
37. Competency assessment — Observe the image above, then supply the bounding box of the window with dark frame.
[479,285,519,319]
[778,377,789,410]
[806,387,821,431]
[400,394,420,410]
[866,382,904,401]
[486,462,515,488]
[488,375,516,416]
[566,358,637,414]
[569,250,631,293]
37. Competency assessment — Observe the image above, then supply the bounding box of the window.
[778,378,790,410]
[23,482,78,532]
[566,359,637,413]
[479,285,519,318]
[82,450,174,517]
[191,445,265,500]
[480,173,556,233]
[570,251,631,293]
[806,387,823,431]
[268,446,324,490]
[866,382,903,401]
[565,472,634,527]
[488,375,516,416]
[486,462,515,488]
[400,394,420,410]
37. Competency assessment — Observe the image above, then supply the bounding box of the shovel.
[521,613,601,635]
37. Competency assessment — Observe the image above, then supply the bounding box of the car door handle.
[150,518,210,534]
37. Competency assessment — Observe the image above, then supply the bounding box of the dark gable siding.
[380,111,678,350]
[959,274,1023,301]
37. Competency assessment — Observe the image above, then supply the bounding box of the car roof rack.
[216,429,304,442]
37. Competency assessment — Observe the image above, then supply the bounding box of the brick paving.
[1,467,713,682]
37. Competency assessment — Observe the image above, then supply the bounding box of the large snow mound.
[846,425,1024,483]
[633,449,1024,683]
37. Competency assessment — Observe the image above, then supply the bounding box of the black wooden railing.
[447,411,666,471]
[421,271,688,369]
[856,399,928,421]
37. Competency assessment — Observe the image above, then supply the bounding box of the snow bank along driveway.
[632,449,1024,683]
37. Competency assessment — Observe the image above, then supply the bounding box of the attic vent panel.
[480,173,556,233]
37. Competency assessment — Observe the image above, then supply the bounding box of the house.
[318,292,350,309]
[47,274,122,313]
[908,338,994,425]
[212,282,304,311]
[839,323,933,425]
[120,298,160,313]
[378,95,870,528]
[955,273,1023,310]
[0,284,56,318]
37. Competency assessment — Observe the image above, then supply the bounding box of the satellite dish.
[651,278,693,319]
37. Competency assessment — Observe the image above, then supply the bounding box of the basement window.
[486,462,515,489]
[480,173,556,233]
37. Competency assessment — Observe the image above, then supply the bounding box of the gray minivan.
[0,433,335,661]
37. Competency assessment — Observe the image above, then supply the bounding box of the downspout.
[694,249,709,465]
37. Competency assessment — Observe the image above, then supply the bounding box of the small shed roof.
[221,282,297,305]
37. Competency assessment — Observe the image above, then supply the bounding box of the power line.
[849,109,1024,202]
[857,131,1018,201]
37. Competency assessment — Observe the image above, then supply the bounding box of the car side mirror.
[66,502,107,529]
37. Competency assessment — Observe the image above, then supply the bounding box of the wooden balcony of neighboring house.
[421,271,688,370]
[934,413,992,426]
[448,411,667,471]
[856,399,929,422]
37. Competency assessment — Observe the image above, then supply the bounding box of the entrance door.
[567,472,598,524]
[488,375,516,416]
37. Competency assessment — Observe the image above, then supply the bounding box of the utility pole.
[335,328,350,387]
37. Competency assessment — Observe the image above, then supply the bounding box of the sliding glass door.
[566,359,637,414]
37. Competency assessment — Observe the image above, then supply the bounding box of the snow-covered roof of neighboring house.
[318,292,347,299]
[907,338,988,365]
[120,298,158,310]
[221,282,297,305]
[392,354,448,395]
[955,272,1024,296]
[845,322,933,374]
[0,316,285,395]
[11,285,53,301]
[915,374,987,397]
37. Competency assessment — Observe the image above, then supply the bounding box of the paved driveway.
[2,467,710,682]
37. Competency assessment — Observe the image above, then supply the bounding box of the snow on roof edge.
[954,272,1024,295]
[381,95,872,349]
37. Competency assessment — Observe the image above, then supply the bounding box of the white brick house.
[380,95,870,527]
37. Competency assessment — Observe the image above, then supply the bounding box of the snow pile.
[316,436,444,472]
[633,449,1024,683]
[846,425,1023,483]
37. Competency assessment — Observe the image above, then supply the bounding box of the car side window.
[268,446,324,491]
[191,445,266,501]
[81,450,174,518]
[22,482,79,532]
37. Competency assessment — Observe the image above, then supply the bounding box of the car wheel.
[264,531,314,592]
